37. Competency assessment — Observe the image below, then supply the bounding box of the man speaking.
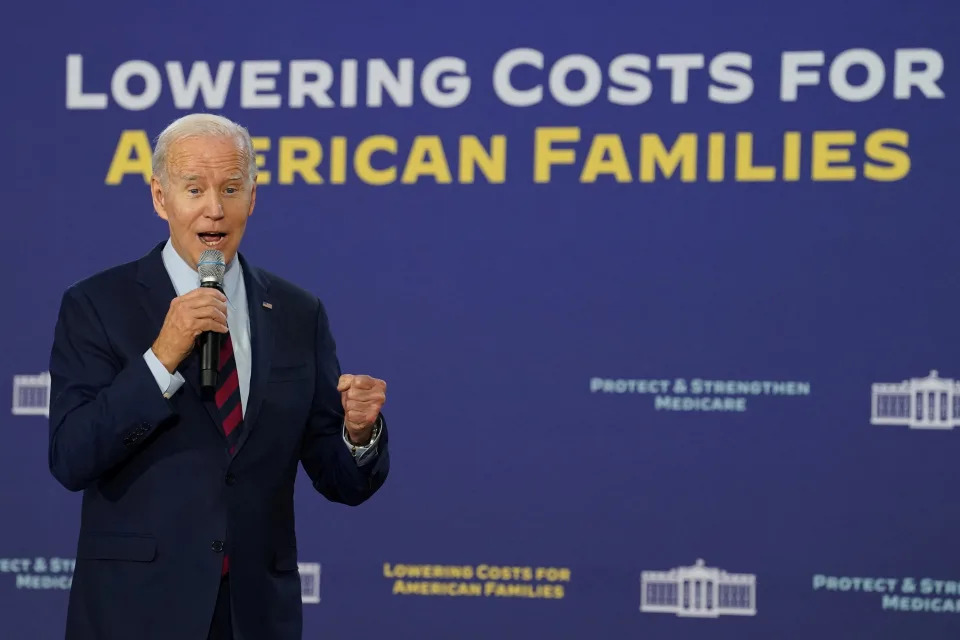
[47,113,389,639]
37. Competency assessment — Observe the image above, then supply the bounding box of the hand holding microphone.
[150,250,228,377]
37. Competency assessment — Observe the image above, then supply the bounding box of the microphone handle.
[199,281,223,389]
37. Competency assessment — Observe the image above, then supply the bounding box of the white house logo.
[640,559,756,618]
[871,370,960,430]
[299,562,321,604]
[12,373,51,417]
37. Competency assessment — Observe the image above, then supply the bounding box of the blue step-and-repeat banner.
[2,1,958,637]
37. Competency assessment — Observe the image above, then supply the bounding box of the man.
[47,113,389,639]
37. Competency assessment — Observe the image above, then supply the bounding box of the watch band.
[347,415,382,458]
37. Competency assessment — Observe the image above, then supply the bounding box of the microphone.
[197,249,226,390]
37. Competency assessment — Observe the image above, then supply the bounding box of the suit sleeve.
[299,300,389,506]
[48,285,176,492]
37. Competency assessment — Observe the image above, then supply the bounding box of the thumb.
[337,374,353,392]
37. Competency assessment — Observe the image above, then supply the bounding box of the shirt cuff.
[343,415,382,467]
[142,348,186,399]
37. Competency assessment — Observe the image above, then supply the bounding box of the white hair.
[152,113,257,186]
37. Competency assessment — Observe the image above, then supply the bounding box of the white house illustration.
[12,372,51,417]
[299,563,321,604]
[640,559,756,618]
[871,370,960,430]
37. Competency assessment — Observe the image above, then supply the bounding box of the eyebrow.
[178,173,245,182]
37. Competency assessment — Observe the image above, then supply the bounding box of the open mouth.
[198,232,227,247]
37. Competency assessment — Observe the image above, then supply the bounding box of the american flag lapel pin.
[262,302,273,310]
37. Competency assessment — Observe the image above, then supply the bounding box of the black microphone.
[197,249,226,390]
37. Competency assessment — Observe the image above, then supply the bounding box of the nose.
[204,193,225,220]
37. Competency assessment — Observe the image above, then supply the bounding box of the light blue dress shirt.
[142,239,379,464]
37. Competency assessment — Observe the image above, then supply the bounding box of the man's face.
[151,135,256,269]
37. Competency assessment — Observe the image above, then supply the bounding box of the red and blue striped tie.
[215,333,244,455]
[215,333,243,576]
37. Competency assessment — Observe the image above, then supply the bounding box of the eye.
[188,187,200,195]
[225,187,238,194]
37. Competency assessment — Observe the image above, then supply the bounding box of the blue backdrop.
[3,1,959,637]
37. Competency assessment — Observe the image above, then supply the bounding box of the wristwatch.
[345,415,383,460]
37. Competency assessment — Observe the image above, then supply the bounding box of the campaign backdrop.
[2,0,958,637]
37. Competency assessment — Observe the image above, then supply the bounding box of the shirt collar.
[160,238,243,310]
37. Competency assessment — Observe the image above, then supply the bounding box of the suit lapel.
[135,242,176,340]
[230,254,273,458]
[135,242,224,437]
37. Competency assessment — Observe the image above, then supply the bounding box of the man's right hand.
[151,288,229,373]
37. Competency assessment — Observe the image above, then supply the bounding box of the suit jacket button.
[211,540,224,553]
[225,474,236,486]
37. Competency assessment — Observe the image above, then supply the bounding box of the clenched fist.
[151,288,229,373]
[338,374,386,444]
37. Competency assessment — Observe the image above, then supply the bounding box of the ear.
[247,180,257,218]
[151,175,169,221]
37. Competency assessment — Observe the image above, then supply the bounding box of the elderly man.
[48,113,389,639]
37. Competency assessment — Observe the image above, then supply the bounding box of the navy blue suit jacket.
[47,242,389,639]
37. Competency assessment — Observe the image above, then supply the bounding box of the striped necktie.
[215,333,243,577]
[215,333,244,455]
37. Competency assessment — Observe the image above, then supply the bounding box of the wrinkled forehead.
[167,135,247,182]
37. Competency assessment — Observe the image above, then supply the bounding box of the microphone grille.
[198,249,226,285]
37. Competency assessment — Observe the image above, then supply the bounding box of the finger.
[191,307,228,324]
[190,287,228,302]
[337,374,354,392]
[346,409,375,425]
[351,375,376,390]
[197,319,229,334]
[184,296,228,313]
[197,304,227,318]
[180,290,226,307]
[346,388,385,402]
